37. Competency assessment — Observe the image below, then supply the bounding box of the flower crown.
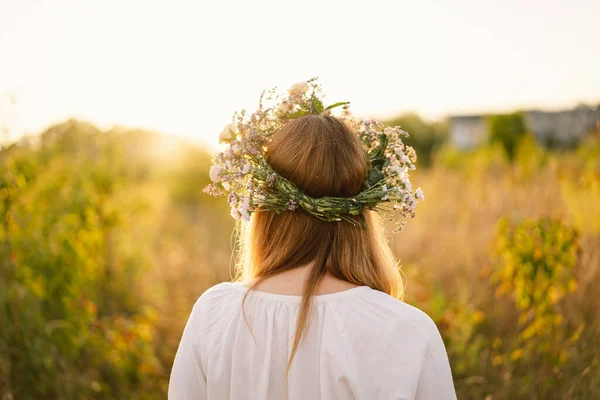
[203,77,424,232]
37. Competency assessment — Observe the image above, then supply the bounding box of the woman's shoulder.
[353,288,442,343]
[193,281,244,309]
[185,282,244,335]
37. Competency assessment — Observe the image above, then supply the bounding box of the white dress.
[169,282,456,400]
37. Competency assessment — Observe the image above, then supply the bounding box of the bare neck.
[248,263,360,296]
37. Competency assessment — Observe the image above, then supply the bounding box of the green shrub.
[0,121,164,399]
[384,113,448,166]
[488,113,528,160]
[489,217,581,398]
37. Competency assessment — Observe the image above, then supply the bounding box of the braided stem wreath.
[203,77,424,232]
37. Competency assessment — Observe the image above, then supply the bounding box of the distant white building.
[449,105,600,149]
[448,116,486,149]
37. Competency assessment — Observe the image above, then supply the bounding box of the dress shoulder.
[195,281,242,305]
[358,288,443,344]
[191,282,244,321]
[184,282,244,346]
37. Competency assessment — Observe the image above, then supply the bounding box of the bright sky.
[1,0,599,148]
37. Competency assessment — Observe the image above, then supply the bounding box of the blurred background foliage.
[1,116,599,399]
[487,112,528,160]
[384,113,448,166]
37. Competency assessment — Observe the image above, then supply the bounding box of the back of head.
[239,113,402,296]
[268,114,367,198]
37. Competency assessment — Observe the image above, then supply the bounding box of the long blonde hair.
[234,114,404,378]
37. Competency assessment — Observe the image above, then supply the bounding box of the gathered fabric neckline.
[231,281,373,303]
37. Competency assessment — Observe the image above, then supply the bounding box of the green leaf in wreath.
[368,133,388,162]
[367,167,385,187]
[370,158,387,169]
[370,157,391,169]
[324,101,350,111]
[359,212,367,230]
[312,98,324,114]
[287,110,310,119]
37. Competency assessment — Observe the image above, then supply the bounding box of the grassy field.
[1,120,599,399]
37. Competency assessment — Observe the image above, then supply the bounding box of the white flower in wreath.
[238,197,251,221]
[399,153,410,164]
[276,100,294,116]
[240,163,250,174]
[288,82,309,96]
[398,167,408,181]
[219,123,238,144]
[231,143,243,156]
[230,207,241,220]
[416,187,425,201]
[388,164,407,181]
[409,199,417,211]
[381,184,389,201]
[240,210,251,221]
[209,165,222,182]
